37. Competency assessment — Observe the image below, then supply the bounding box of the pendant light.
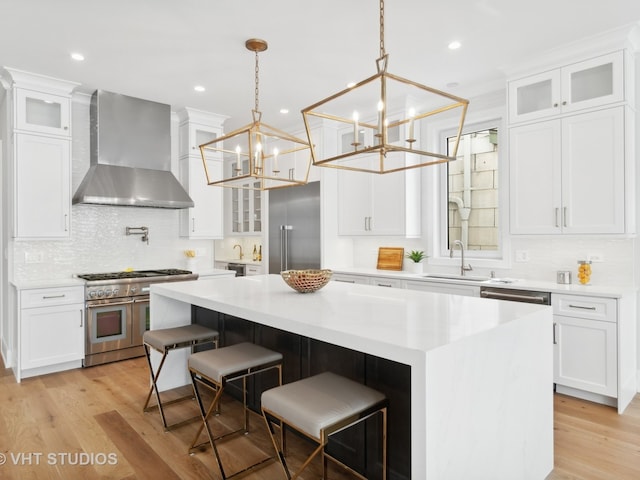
[200,39,312,190]
[301,0,469,174]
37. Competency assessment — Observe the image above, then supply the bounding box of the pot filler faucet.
[126,226,149,245]
[450,240,473,276]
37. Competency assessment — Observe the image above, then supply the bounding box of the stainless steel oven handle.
[86,300,134,308]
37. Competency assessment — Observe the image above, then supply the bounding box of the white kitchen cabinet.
[4,69,78,239]
[178,108,227,239]
[15,88,72,136]
[508,51,624,124]
[337,167,419,236]
[510,107,625,234]
[179,156,223,238]
[246,264,263,276]
[15,133,71,238]
[405,280,480,297]
[18,285,85,381]
[553,294,617,399]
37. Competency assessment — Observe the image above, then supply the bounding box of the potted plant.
[405,250,427,273]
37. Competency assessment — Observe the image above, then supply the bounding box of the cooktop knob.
[130,286,137,294]
[112,288,120,296]
[88,291,97,299]
[97,290,105,297]
[104,289,113,297]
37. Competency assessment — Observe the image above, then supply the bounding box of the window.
[441,120,501,258]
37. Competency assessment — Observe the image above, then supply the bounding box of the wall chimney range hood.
[72,90,194,209]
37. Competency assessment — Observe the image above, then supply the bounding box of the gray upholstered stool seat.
[189,341,283,383]
[262,371,387,480]
[142,324,219,430]
[144,324,218,352]
[188,342,283,480]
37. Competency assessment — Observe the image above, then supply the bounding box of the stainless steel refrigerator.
[269,181,321,273]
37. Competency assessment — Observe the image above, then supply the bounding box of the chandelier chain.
[379,0,385,57]
[254,49,260,112]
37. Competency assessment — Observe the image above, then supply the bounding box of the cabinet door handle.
[80,309,84,328]
[555,208,560,228]
[553,323,558,344]
[192,217,196,233]
[43,294,66,299]
[335,279,356,283]
[568,304,597,311]
[377,283,393,287]
[563,207,567,227]
[64,214,69,232]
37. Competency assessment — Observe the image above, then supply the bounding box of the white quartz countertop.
[151,274,549,364]
[329,267,637,298]
[11,277,86,290]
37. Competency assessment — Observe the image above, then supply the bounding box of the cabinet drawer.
[370,277,403,288]
[21,286,85,308]
[552,294,616,322]
[331,274,371,285]
[246,265,263,276]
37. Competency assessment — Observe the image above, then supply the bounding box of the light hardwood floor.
[1,356,639,479]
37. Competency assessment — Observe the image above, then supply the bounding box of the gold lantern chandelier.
[200,38,312,190]
[301,0,469,174]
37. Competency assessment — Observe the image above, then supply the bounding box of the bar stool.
[188,341,283,479]
[143,324,219,430]
[262,371,387,480]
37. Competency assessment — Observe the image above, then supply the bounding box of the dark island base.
[193,306,411,480]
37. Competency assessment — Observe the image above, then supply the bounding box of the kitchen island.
[150,274,553,480]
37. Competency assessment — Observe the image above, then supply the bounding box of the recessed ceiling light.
[280,108,289,114]
[70,52,85,61]
[446,81,460,88]
[448,41,461,50]
[194,85,206,92]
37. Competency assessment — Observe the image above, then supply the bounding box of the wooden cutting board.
[376,247,404,271]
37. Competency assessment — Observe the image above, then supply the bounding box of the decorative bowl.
[281,269,333,293]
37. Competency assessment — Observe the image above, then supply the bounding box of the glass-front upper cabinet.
[15,89,71,137]
[228,160,262,235]
[508,51,624,124]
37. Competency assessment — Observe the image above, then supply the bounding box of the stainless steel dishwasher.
[480,286,551,305]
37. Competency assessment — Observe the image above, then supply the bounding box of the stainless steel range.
[76,269,198,367]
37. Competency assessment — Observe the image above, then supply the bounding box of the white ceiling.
[1,0,639,132]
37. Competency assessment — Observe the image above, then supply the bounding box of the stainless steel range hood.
[72,90,194,209]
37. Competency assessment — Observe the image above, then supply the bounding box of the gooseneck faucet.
[233,244,243,259]
[450,240,473,276]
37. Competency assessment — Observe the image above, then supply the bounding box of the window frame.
[427,113,511,270]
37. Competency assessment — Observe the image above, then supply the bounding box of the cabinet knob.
[64,126,68,130]
[562,101,567,106]
[553,103,558,108]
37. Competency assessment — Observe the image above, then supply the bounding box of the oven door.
[131,296,150,347]
[85,299,133,355]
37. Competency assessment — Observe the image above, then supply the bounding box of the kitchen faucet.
[450,240,473,276]
[233,244,243,259]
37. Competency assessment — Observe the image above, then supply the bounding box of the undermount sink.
[422,273,491,282]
